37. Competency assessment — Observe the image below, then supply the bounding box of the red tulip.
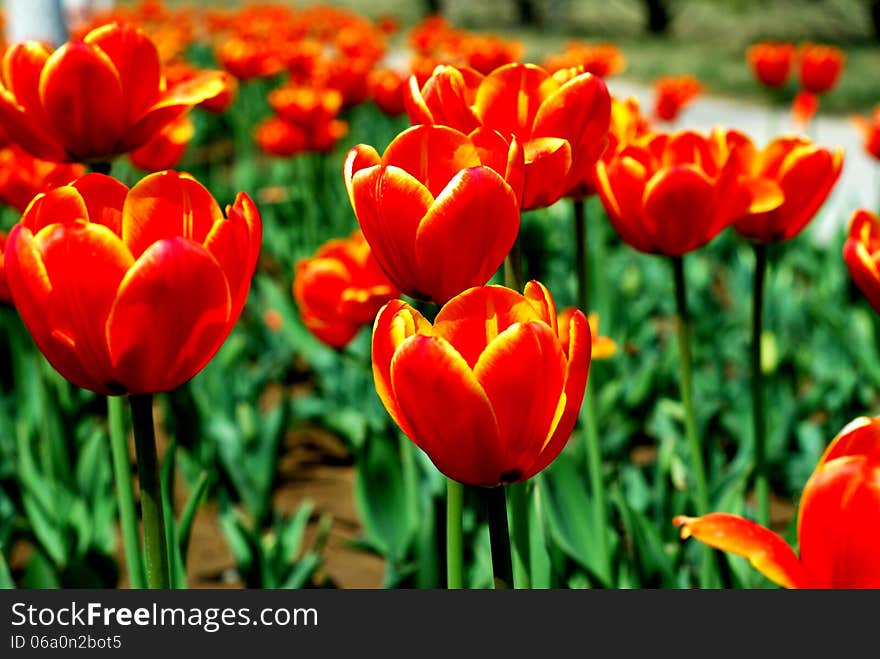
[652,75,701,123]
[791,90,819,130]
[674,415,880,588]
[4,171,261,395]
[798,43,845,95]
[344,124,523,304]
[293,230,400,349]
[843,209,880,314]
[595,128,755,256]
[254,117,307,157]
[367,68,408,117]
[0,144,84,212]
[851,106,880,161]
[0,22,226,163]
[543,41,626,79]
[128,114,194,172]
[405,62,611,209]
[732,135,843,243]
[372,281,591,486]
[746,42,795,89]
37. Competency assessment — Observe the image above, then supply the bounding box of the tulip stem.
[446,478,464,589]
[573,197,611,586]
[129,393,171,589]
[752,242,770,528]
[483,486,513,589]
[504,237,524,292]
[107,395,146,589]
[671,256,714,588]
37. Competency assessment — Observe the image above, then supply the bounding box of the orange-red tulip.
[652,75,701,123]
[0,22,226,164]
[254,117,307,157]
[372,281,591,486]
[595,128,754,256]
[798,43,845,95]
[4,171,261,395]
[843,209,880,314]
[293,230,399,349]
[367,68,408,117]
[405,63,610,209]
[128,114,194,172]
[791,90,819,130]
[268,85,343,129]
[732,135,843,243]
[543,41,626,79]
[344,124,523,304]
[674,415,880,588]
[851,106,880,161]
[0,144,84,212]
[746,42,795,89]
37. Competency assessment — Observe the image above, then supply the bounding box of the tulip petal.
[381,125,482,198]
[350,165,432,299]
[36,221,133,393]
[343,144,381,207]
[71,173,128,235]
[0,87,65,161]
[39,42,126,160]
[432,285,547,368]
[525,308,591,478]
[642,165,716,256]
[122,171,223,258]
[473,63,558,142]
[107,237,231,394]
[4,225,112,393]
[371,300,432,438]
[204,192,261,321]
[521,137,572,210]
[21,185,89,233]
[473,321,567,482]
[796,456,880,588]
[673,513,808,588]
[595,156,654,253]
[85,23,161,123]
[390,334,503,486]
[818,416,880,467]
[414,166,519,303]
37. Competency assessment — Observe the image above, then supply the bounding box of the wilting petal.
[107,237,231,394]
[797,456,880,588]
[39,42,126,160]
[474,321,567,482]
[414,166,518,303]
[673,513,808,588]
[85,23,161,123]
[390,334,503,486]
[122,171,223,258]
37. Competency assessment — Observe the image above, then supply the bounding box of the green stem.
[483,486,513,589]
[129,393,170,589]
[752,243,770,528]
[506,482,531,588]
[671,256,714,588]
[90,161,112,176]
[504,237,524,292]
[107,395,146,589]
[446,478,463,589]
[573,197,611,586]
